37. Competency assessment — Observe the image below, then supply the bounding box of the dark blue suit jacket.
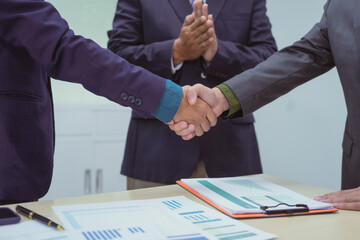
[0,0,167,201]
[108,0,277,183]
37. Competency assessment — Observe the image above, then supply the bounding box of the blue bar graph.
[82,229,124,240]
[180,212,220,225]
[162,200,183,210]
[128,227,146,234]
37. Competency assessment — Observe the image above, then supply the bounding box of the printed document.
[53,196,276,240]
[181,176,333,214]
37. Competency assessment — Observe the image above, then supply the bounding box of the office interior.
[43,0,345,200]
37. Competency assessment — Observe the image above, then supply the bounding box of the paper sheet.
[0,221,70,240]
[53,196,276,240]
[181,176,333,214]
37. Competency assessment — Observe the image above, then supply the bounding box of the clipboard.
[177,180,338,219]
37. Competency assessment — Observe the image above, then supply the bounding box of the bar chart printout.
[181,177,333,214]
[53,196,276,240]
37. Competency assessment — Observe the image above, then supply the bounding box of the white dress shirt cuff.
[171,56,183,74]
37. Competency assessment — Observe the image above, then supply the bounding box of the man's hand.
[202,14,218,62]
[315,187,360,210]
[172,14,214,66]
[169,84,229,140]
[172,85,217,137]
[193,1,218,62]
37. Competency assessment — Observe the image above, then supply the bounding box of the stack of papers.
[179,176,334,216]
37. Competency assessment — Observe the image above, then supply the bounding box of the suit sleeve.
[223,0,335,118]
[107,0,175,79]
[0,0,167,118]
[205,0,277,81]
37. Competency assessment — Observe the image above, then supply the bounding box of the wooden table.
[5,175,360,239]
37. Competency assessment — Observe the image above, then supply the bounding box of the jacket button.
[121,92,128,100]
[201,72,207,79]
[128,95,135,104]
[135,98,142,106]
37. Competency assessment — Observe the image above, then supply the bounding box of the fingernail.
[189,97,196,105]
[180,122,187,129]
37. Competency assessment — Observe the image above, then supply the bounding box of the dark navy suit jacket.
[108,0,277,183]
[0,0,167,201]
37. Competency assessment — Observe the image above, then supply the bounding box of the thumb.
[192,84,217,108]
[184,14,195,26]
[185,86,198,105]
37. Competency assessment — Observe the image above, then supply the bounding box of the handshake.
[168,85,229,141]
[169,0,227,140]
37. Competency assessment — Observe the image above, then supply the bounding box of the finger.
[208,14,214,23]
[195,125,204,136]
[206,107,217,127]
[175,124,196,137]
[202,4,208,18]
[191,19,213,39]
[190,16,207,33]
[208,15,217,38]
[193,84,218,108]
[193,0,202,19]
[315,188,360,202]
[197,100,212,133]
[333,202,360,210]
[171,122,195,136]
[184,14,195,26]
[195,27,214,45]
[199,118,210,133]
[319,187,360,199]
[169,121,189,132]
[167,119,174,125]
[182,132,196,141]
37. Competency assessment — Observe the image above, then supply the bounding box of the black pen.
[15,205,65,230]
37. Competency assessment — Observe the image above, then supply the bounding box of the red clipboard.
[177,180,338,219]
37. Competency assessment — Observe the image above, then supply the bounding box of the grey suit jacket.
[224,0,360,189]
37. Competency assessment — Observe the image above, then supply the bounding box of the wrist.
[214,87,229,112]
[172,39,184,66]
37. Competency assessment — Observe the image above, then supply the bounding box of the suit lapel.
[168,0,193,23]
[207,0,227,22]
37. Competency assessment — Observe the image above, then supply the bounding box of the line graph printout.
[181,177,333,214]
[53,196,276,240]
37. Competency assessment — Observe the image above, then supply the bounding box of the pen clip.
[260,203,309,215]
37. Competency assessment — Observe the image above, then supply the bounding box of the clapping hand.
[192,0,218,62]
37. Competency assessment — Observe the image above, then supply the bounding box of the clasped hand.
[169,84,229,140]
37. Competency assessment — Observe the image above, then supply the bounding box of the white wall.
[47,0,346,191]
[48,0,118,104]
[258,1,346,190]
